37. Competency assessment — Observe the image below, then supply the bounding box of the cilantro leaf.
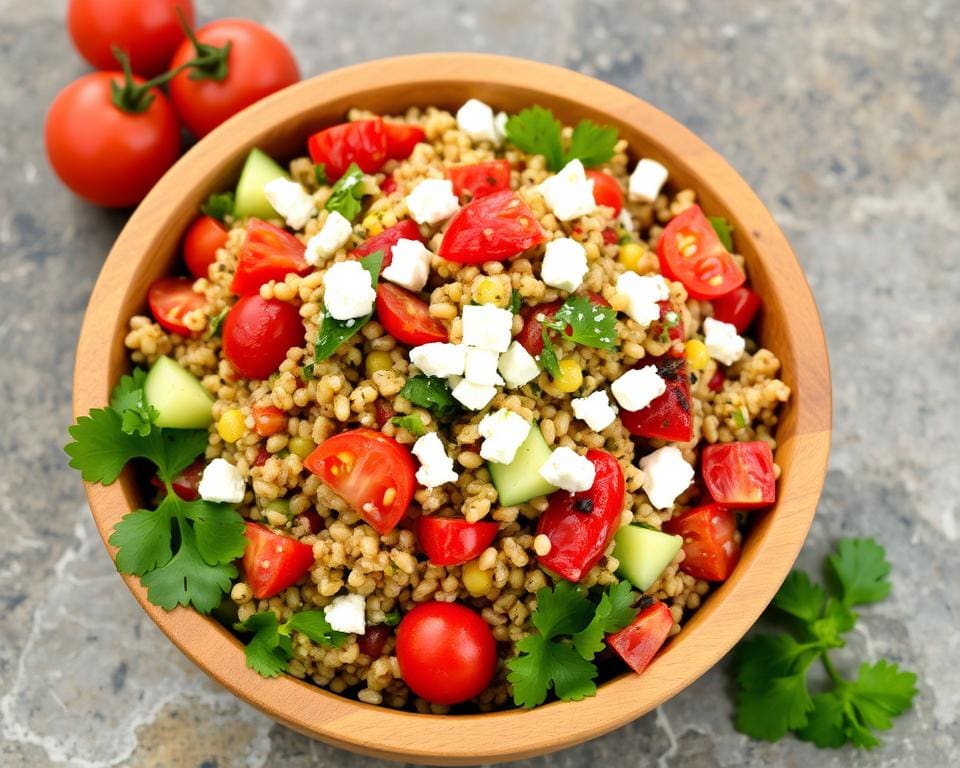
[538,330,561,378]
[504,106,564,172]
[708,215,734,251]
[545,641,598,702]
[795,693,847,748]
[773,570,826,624]
[390,414,427,436]
[201,191,235,222]
[183,498,248,565]
[398,375,460,419]
[111,370,159,437]
[324,163,366,222]
[735,672,814,742]
[810,597,857,646]
[150,428,210,484]
[507,634,554,708]
[283,611,348,647]
[237,611,290,678]
[313,250,384,362]
[572,580,637,659]
[827,538,891,606]
[66,408,155,484]
[545,295,618,351]
[845,660,918,739]
[733,634,819,690]
[531,581,594,638]
[108,495,176,576]
[566,120,618,168]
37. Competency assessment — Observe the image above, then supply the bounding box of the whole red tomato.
[168,19,299,138]
[67,0,195,78]
[45,72,181,208]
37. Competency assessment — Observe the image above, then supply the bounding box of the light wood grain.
[73,53,831,764]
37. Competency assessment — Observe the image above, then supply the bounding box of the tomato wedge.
[586,169,624,215]
[351,219,424,268]
[148,276,206,335]
[243,522,315,599]
[663,504,740,581]
[607,600,673,675]
[252,404,288,437]
[231,218,309,296]
[710,286,762,333]
[536,450,625,583]
[383,122,425,160]
[183,214,228,279]
[376,283,448,346]
[701,441,776,509]
[303,428,416,534]
[438,189,546,264]
[620,355,694,443]
[448,160,511,200]
[657,204,745,299]
[416,517,499,566]
[307,118,387,181]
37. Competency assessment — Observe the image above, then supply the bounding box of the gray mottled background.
[1,0,957,766]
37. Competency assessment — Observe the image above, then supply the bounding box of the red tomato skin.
[381,175,398,195]
[376,284,449,346]
[416,518,499,566]
[607,601,673,675]
[358,625,392,658]
[657,205,745,300]
[307,118,387,181]
[620,354,694,443]
[373,399,395,429]
[383,122,426,160]
[68,0,195,78]
[231,219,309,296]
[710,287,762,333]
[147,276,206,335]
[252,404,288,437]
[536,450,625,583]
[395,602,497,705]
[701,442,776,509]
[516,300,564,356]
[351,219,424,268]
[438,190,547,265]
[586,170,624,215]
[183,215,228,279]
[448,160,512,200]
[45,72,181,208]
[222,295,304,380]
[708,370,726,392]
[168,19,299,138]
[663,504,741,581]
[242,523,314,599]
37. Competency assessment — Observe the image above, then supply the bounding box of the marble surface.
[1,0,957,765]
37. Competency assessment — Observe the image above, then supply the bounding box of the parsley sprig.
[544,295,618,351]
[504,106,618,172]
[324,163,366,222]
[236,610,347,677]
[398,375,461,420]
[312,250,384,363]
[390,413,427,436]
[733,538,917,748]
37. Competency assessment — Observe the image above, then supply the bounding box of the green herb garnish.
[207,307,229,339]
[324,163,366,222]
[545,295,618,351]
[709,215,734,251]
[509,289,523,315]
[504,106,617,172]
[313,163,328,187]
[236,610,347,678]
[398,375,461,419]
[201,191,235,222]
[313,250,383,363]
[390,414,427,436]
[538,329,561,379]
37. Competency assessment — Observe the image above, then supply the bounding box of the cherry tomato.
[222,295,304,380]
[303,428,416,535]
[607,600,673,675]
[396,602,496,705]
[586,169,624,215]
[351,219,424,268]
[620,355,694,443]
[242,522,314,599]
[710,286,762,333]
[150,458,204,501]
[168,19,299,138]
[230,219,309,296]
[147,276,205,335]
[183,215,228,279]
[657,205,745,299]
[307,118,387,181]
[663,503,740,581]
[447,160,511,201]
[376,283,449,346]
[45,72,181,208]
[357,625,392,659]
[438,190,547,264]
[252,404,288,437]
[383,122,425,160]
[701,441,776,509]
[416,518,499,566]
[67,0,195,78]
[536,450,625,582]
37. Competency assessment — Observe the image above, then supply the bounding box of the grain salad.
[67,99,790,712]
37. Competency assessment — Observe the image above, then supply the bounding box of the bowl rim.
[73,52,831,764]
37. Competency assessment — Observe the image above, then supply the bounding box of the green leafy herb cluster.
[237,609,347,677]
[201,191,235,222]
[390,414,427,437]
[504,106,618,173]
[398,375,461,420]
[312,250,384,364]
[324,163,366,222]
[535,295,619,379]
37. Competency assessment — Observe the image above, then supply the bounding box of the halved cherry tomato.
[438,190,546,264]
[147,276,206,335]
[620,355,694,443]
[222,295,304,380]
[516,300,563,357]
[536,450,625,582]
[448,160,511,201]
[307,118,387,181]
[657,205,745,300]
[663,504,740,581]
[150,458,204,501]
[242,522,314,599]
[358,625,392,658]
[376,283,448,346]
[383,122,425,160]
[607,600,673,675]
[183,215,228,279]
[351,219,424,268]
[701,441,776,509]
[586,170,624,215]
[231,219,309,296]
[710,286,762,333]
[416,518,499,566]
[303,428,416,534]
[252,404,288,437]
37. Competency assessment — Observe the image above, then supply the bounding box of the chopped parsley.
[504,106,617,172]
[509,289,523,315]
[236,610,346,678]
[207,307,229,339]
[544,295,618,351]
[538,329,561,379]
[324,163,366,222]
[709,215,734,251]
[390,414,427,437]
[313,162,328,187]
[312,250,384,363]
[201,191,234,222]
[398,375,460,419]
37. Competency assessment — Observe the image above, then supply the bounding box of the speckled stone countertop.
[1,0,957,765]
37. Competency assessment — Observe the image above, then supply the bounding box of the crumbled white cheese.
[618,208,635,233]
[611,365,667,412]
[571,390,617,432]
[639,446,694,509]
[494,111,508,144]
[456,98,498,144]
[536,159,596,221]
[615,271,670,326]
[461,304,514,352]
[198,458,245,504]
[540,237,588,293]
[449,376,498,411]
[628,158,669,203]
[538,446,596,492]
[411,432,458,488]
[409,343,466,378]
[405,179,460,225]
[703,317,746,366]
[464,347,505,386]
[381,238,433,292]
[305,210,354,265]
[498,341,540,389]
[478,409,533,465]
[322,260,376,320]
[323,593,366,635]
[263,177,316,230]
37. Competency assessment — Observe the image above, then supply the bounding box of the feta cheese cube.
[494,111,508,144]
[478,408,532,465]
[306,210,353,265]
[405,179,460,225]
[323,593,366,635]
[456,98,498,144]
[639,446,694,509]
[571,390,617,432]
[538,446,596,492]
[198,458,245,504]
[536,159,596,221]
[322,260,376,320]
[411,432,458,488]
[461,304,514,352]
[618,208,635,233]
[498,341,540,388]
[409,343,466,378]
[541,237,588,293]
[615,271,670,326]
[628,158,669,203]
[703,317,746,366]
[464,347,505,386]
[611,365,667,412]
[263,177,316,230]
[381,238,433,292]
[450,377,497,411]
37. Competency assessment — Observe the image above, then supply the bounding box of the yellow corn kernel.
[685,339,710,370]
[361,214,383,236]
[288,436,316,459]
[217,409,245,443]
[473,277,508,307]
[553,358,583,393]
[462,559,493,597]
[365,350,393,378]
[618,242,645,272]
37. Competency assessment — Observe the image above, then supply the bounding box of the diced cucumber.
[488,424,558,506]
[233,148,289,220]
[144,355,214,429]
[614,525,683,591]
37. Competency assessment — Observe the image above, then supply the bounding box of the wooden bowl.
[73,53,831,764]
